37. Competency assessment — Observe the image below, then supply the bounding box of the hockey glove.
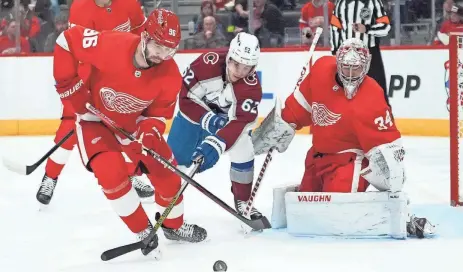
[124,119,164,155]
[192,135,226,172]
[200,111,228,134]
[56,76,91,115]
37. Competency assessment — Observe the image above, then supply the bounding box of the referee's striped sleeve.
[330,0,344,54]
[367,0,391,37]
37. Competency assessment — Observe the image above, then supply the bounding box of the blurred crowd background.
[0,0,457,54]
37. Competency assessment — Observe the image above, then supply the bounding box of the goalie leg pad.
[271,184,299,229]
[284,191,408,239]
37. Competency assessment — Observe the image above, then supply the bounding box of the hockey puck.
[213,260,227,271]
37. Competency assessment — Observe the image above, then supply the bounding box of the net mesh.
[454,36,463,205]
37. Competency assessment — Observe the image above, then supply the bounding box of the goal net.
[449,33,463,206]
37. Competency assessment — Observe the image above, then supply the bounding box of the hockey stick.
[101,163,200,261]
[243,147,275,218]
[241,147,275,234]
[86,104,271,232]
[2,129,75,175]
[241,28,324,232]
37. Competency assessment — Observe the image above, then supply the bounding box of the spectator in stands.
[18,1,40,39]
[231,0,284,46]
[191,16,228,49]
[231,0,250,35]
[194,0,225,35]
[1,0,13,12]
[444,0,455,20]
[253,0,284,46]
[0,13,31,54]
[43,11,68,52]
[435,2,463,45]
[299,0,334,44]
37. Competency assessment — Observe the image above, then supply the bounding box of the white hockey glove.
[361,139,406,193]
[252,98,296,156]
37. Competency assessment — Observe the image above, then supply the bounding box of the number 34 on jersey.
[374,109,394,131]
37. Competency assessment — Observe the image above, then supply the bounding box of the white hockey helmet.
[336,38,371,99]
[227,32,260,67]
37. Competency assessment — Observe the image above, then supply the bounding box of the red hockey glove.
[55,76,91,115]
[124,118,165,156]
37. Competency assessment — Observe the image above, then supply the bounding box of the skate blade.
[37,202,49,212]
[152,248,162,260]
[241,224,263,237]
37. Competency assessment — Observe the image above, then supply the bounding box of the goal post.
[449,33,463,206]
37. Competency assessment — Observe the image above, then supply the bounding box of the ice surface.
[0,135,462,272]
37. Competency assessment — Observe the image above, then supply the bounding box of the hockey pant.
[75,118,183,233]
[45,101,139,179]
[299,147,370,193]
[167,111,255,201]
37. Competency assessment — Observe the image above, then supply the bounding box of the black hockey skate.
[136,222,160,256]
[234,199,263,220]
[407,215,435,238]
[36,174,58,205]
[162,221,208,243]
[130,176,154,199]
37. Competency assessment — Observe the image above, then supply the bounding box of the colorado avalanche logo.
[203,52,219,65]
[244,72,258,86]
[100,87,152,114]
[311,102,341,126]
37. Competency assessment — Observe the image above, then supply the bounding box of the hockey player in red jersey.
[69,0,146,34]
[167,32,265,222]
[53,9,207,256]
[37,0,151,206]
[254,38,434,238]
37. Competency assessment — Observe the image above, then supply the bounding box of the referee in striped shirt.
[330,0,391,106]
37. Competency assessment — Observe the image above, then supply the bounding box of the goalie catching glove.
[252,98,296,156]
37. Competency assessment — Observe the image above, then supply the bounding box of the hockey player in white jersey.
[167,33,265,221]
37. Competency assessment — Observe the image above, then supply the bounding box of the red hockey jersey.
[69,0,146,34]
[54,26,182,134]
[282,56,400,154]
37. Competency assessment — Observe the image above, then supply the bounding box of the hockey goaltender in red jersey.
[53,9,207,257]
[253,38,434,239]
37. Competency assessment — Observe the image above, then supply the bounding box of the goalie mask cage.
[449,33,463,206]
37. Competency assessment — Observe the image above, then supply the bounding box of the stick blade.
[245,215,272,231]
[101,241,143,261]
[2,157,28,175]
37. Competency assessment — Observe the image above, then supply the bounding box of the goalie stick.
[84,104,272,258]
[242,27,323,231]
[2,129,74,175]
[241,147,275,234]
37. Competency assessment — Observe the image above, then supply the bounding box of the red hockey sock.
[231,181,252,201]
[92,152,149,233]
[45,119,76,179]
[155,191,183,229]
